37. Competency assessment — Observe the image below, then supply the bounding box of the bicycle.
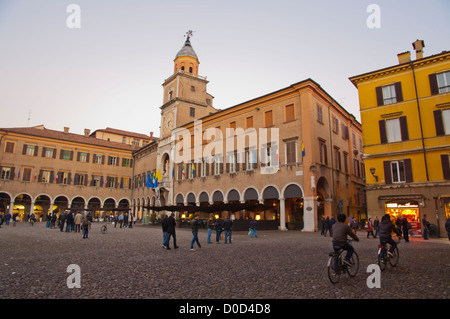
[377,241,399,271]
[327,239,359,284]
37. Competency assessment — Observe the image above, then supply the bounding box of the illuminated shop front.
[385,200,421,235]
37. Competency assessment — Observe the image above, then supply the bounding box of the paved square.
[0,222,449,299]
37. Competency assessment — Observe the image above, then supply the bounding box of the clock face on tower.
[163,111,174,136]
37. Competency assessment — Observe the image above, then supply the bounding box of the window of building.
[437,71,450,94]
[94,154,103,164]
[379,116,409,144]
[376,82,403,106]
[343,152,349,173]
[285,104,295,122]
[264,110,273,127]
[285,140,297,164]
[190,107,195,117]
[91,175,101,187]
[214,157,223,176]
[317,105,323,123]
[106,176,115,188]
[40,170,51,183]
[227,152,237,173]
[334,147,341,170]
[441,154,450,180]
[384,159,412,184]
[434,109,450,136]
[43,147,55,158]
[122,177,130,189]
[1,167,12,180]
[60,150,72,160]
[191,86,195,92]
[246,116,254,129]
[245,149,257,170]
[78,152,88,162]
[206,98,211,105]
[22,168,32,182]
[122,158,132,167]
[332,116,339,134]
[5,142,15,153]
[57,171,70,185]
[108,156,119,166]
[25,145,36,156]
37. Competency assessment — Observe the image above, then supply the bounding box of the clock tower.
[157,31,217,205]
[160,31,217,139]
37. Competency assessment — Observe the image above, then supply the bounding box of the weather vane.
[185,30,195,41]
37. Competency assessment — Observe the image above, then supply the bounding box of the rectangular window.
[201,160,208,177]
[214,157,223,176]
[246,116,254,129]
[91,175,101,187]
[106,176,115,188]
[26,145,36,156]
[23,168,32,182]
[122,158,132,167]
[122,177,130,189]
[376,82,403,106]
[317,105,323,123]
[44,147,55,158]
[40,170,51,183]
[5,142,15,153]
[343,152,349,173]
[94,154,103,164]
[245,149,257,170]
[441,154,450,180]
[78,152,88,162]
[434,109,450,136]
[334,147,341,170]
[190,107,195,117]
[1,167,12,180]
[437,71,450,94]
[264,110,273,127]
[227,152,237,173]
[285,140,297,164]
[379,116,409,144]
[285,104,295,122]
[319,140,327,165]
[61,150,72,160]
[384,159,412,184]
[332,116,339,134]
[108,156,119,166]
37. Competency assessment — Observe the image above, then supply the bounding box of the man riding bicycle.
[332,214,359,266]
[379,214,400,257]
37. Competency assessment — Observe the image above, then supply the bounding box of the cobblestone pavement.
[0,221,449,299]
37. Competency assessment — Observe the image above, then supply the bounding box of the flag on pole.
[192,163,195,176]
[302,142,305,157]
[155,169,163,181]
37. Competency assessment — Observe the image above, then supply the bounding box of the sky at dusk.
[0,0,449,137]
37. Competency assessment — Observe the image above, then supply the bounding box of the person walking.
[118,213,124,228]
[249,217,258,238]
[74,212,83,233]
[161,214,170,249]
[206,216,214,244]
[422,214,430,240]
[166,213,178,249]
[373,216,380,238]
[223,215,233,244]
[50,212,57,229]
[366,218,375,238]
[320,217,325,236]
[445,217,450,242]
[349,217,359,235]
[190,215,202,251]
[81,215,91,239]
[215,218,223,243]
[12,212,19,227]
[401,215,410,243]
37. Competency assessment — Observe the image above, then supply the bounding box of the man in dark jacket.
[190,215,202,250]
[332,214,359,266]
[223,216,233,244]
[379,214,400,257]
[166,213,178,249]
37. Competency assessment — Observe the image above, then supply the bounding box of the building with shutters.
[349,40,450,237]
[0,125,155,222]
[132,32,365,231]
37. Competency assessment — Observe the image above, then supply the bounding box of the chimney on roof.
[84,129,90,137]
[64,127,70,133]
[150,131,153,138]
[412,39,425,60]
[397,51,411,64]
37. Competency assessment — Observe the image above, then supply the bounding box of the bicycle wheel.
[389,246,399,267]
[346,251,359,277]
[101,225,107,234]
[327,253,341,284]
[378,247,387,271]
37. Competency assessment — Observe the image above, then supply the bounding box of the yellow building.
[350,40,450,237]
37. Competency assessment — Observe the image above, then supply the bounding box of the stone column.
[279,197,287,230]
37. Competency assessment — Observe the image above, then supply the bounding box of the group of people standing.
[46,211,92,239]
[161,214,259,251]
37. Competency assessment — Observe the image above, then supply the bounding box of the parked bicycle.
[327,239,359,284]
[377,241,399,271]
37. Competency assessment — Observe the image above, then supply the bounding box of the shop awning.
[144,202,273,214]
